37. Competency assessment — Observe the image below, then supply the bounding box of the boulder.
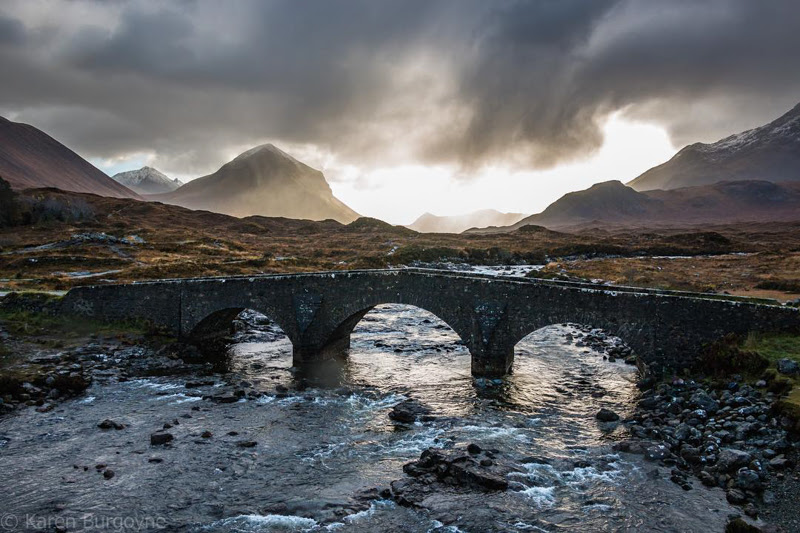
[735,468,762,491]
[644,445,670,462]
[768,455,790,470]
[596,408,620,422]
[726,489,748,505]
[690,390,719,414]
[97,419,125,430]
[389,399,432,424]
[150,432,174,445]
[776,358,799,376]
[716,448,751,473]
[401,448,509,492]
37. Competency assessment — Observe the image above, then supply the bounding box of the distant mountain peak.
[468,179,800,233]
[233,143,300,164]
[112,166,181,195]
[407,208,527,233]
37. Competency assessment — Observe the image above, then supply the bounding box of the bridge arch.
[186,305,298,360]
[296,297,474,366]
[328,302,467,355]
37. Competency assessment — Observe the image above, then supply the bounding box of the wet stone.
[150,433,174,446]
[389,399,432,424]
[97,419,125,430]
[596,408,620,422]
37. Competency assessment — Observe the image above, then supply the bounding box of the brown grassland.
[0,188,799,303]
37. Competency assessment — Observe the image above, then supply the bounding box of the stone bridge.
[60,268,800,377]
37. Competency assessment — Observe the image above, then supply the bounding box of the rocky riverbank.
[612,374,799,530]
[557,325,800,533]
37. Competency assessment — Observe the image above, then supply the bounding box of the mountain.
[112,166,182,195]
[153,144,359,223]
[470,179,800,232]
[407,209,526,233]
[0,116,139,198]
[519,181,661,228]
[629,103,800,191]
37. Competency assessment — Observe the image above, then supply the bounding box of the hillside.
[471,180,800,232]
[154,144,359,223]
[629,103,800,191]
[0,116,139,199]
[407,209,526,233]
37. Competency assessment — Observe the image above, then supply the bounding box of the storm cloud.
[1,0,799,178]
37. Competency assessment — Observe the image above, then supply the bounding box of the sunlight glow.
[329,113,677,225]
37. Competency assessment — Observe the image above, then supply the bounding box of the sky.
[1,0,800,224]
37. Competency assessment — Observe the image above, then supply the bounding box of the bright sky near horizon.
[91,113,677,225]
[326,114,677,225]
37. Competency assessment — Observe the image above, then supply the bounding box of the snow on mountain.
[112,166,182,195]
[629,102,800,190]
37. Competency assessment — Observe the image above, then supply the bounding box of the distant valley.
[407,209,526,233]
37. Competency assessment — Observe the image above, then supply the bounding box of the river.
[0,285,742,532]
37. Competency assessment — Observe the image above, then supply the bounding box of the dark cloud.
[0,14,26,45]
[1,0,799,178]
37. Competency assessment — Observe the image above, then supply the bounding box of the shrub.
[755,279,800,293]
[0,176,19,227]
[696,334,769,377]
[20,195,95,224]
[391,244,464,264]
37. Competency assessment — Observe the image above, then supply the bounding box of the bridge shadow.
[189,308,293,372]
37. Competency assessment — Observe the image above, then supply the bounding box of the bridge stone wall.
[59,269,800,377]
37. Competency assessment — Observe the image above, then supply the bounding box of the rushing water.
[0,303,741,532]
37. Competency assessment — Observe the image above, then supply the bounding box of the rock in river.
[391,447,514,508]
[596,408,620,422]
[150,432,174,445]
[388,399,432,424]
[97,419,125,430]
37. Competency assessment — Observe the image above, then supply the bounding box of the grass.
[0,309,150,341]
[742,332,800,365]
[739,332,800,431]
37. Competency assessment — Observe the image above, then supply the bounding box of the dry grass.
[1,188,800,301]
[541,252,800,302]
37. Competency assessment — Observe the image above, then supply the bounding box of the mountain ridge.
[153,144,359,223]
[467,179,800,233]
[0,115,139,199]
[629,102,800,191]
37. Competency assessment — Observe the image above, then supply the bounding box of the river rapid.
[0,273,744,532]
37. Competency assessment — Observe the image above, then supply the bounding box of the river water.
[0,300,742,532]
